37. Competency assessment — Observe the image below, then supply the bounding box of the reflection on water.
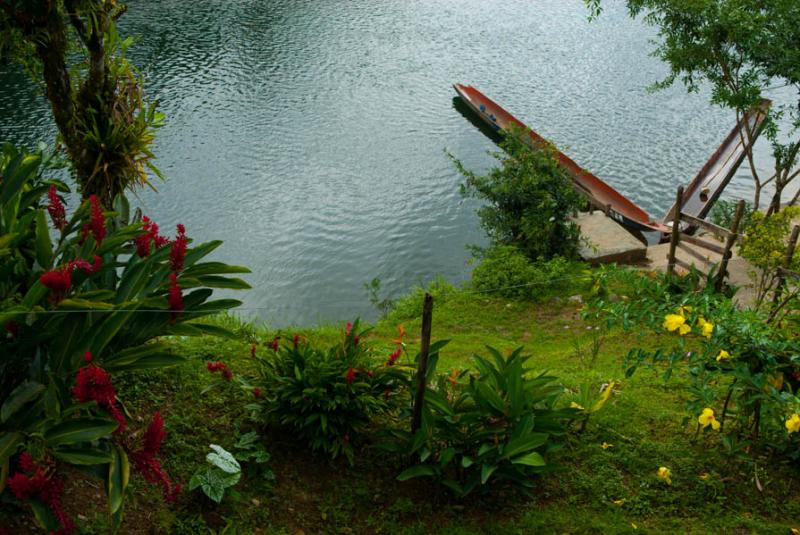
[0,0,789,325]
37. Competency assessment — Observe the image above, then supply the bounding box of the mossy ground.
[3,285,799,534]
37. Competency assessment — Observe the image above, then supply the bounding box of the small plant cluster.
[470,246,578,300]
[246,321,411,464]
[0,145,250,532]
[589,270,800,464]
[383,347,580,497]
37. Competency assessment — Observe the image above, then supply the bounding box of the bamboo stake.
[715,200,745,293]
[411,293,434,433]
[667,186,684,276]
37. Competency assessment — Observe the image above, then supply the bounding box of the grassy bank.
[4,284,799,534]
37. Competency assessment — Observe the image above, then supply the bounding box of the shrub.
[247,320,410,464]
[452,124,582,261]
[739,206,800,305]
[709,199,755,232]
[385,346,576,497]
[0,144,250,531]
[386,275,457,322]
[471,245,578,300]
[588,270,800,463]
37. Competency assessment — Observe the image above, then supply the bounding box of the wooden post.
[715,200,745,293]
[411,293,434,433]
[772,224,800,305]
[667,186,684,276]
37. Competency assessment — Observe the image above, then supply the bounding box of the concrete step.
[574,212,647,265]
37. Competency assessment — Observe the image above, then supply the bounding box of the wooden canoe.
[662,99,771,226]
[453,83,671,233]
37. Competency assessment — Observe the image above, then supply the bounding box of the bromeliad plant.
[386,346,576,498]
[0,144,251,532]
[247,321,410,464]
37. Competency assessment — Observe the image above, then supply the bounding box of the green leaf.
[1,381,45,423]
[44,418,119,447]
[480,464,498,484]
[105,354,185,372]
[502,432,549,459]
[475,381,506,414]
[439,447,456,468]
[107,444,129,514]
[54,447,114,465]
[0,432,23,466]
[396,465,437,481]
[461,456,474,468]
[512,452,546,467]
[34,209,52,268]
[207,445,241,474]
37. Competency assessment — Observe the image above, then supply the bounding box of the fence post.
[772,224,800,305]
[667,186,684,276]
[715,200,745,293]
[411,293,434,433]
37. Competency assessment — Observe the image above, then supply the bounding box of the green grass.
[4,284,799,534]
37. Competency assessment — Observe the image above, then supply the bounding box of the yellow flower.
[601,442,613,450]
[657,466,672,485]
[570,401,585,410]
[786,414,800,434]
[612,499,626,506]
[716,350,731,362]
[790,528,800,535]
[678,305,693,317]
[699,472,710,480]
[663,314,686,332]
[631,523,638,530]
[698,408,721,430]
[697,317,714,339]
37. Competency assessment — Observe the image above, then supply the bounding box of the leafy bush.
[385,346,576,497]
[386,275,457,322]
[189,445,242,504]
[0,144,250,531]
[739,206,800,305]
[471,245,578,300]
[709,199,755,232]
[248,320,410,464]
[588,270,800,463]
[452,124,582,261]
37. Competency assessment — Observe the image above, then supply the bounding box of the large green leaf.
[511,452,546,467]
[1,381,45,423]
[396,464,437,481]
[0,432,23,466]
[54,447,114,465]
[84,308,138,357]
[207,444,241,474]
[105,354,185,372]
[182,262,251,276]
[502,432,549,460]
[44,418,118,447]
[0,153,41,205]
[480,464,498,484]
[107,444,129,514]
[34,209,52,268]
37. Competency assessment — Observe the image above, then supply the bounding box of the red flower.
[9,454,74,534]
[47,185,66,230]
[130,413,180,503]
[169,224,187,273]
[167,273,183,321]
[206,361,233,381]
[143,412,167,456]
[293,334,300,350]
[270,336,280,352]
[253,387,263,398]
[387,347,402,366]
[70,255,101,275]
[354,335,360,346]
[345,367,356,384]
[250,343,257,358]
[345,322,353,337]
[83,351,93,363]
[73,360,126,433]
[135,216,169,257]
[40,266,72,298]
[89,195,106,246]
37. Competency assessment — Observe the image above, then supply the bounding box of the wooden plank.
[715,200,745,292]
[679,233,726,255]
[674,257,695,273]
[668,187,684,275]
[677,241,715,266]
[778,267,800,281]
[679,213,733,239]
[411,293,434,433]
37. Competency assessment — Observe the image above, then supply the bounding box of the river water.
[0,0,787,325]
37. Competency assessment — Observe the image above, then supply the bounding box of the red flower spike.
[8,454,74,534]
[253,388,263,398]
[387,347,402,366]
[83,351,93,363]
[79,224,90,245]
[40,267,72,299]
[250,343,257,358]
[73,363,126,433]
[168,273,183,321]
[345,322,353,337]
[293,334,299,350]
[270,336,280,352]
[169,224,187,273]
[89,195,106,246]
[47,185,66,230]
[19,452,36,473]
[143,412,166,456]
[346,367,356,384]
[130,413,181,503]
